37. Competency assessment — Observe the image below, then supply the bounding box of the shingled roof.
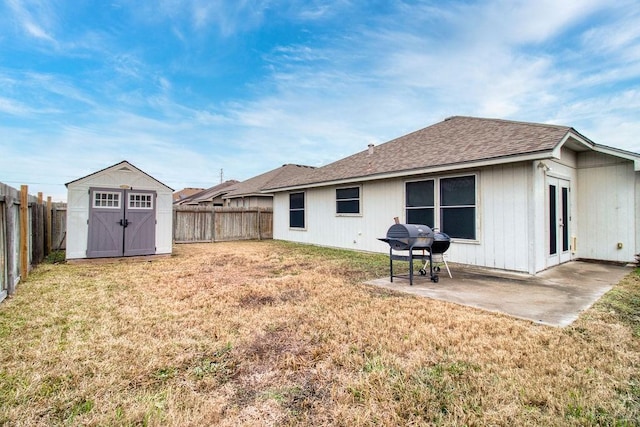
[264,116,582,190]
[174,180,239,205]
[223,164,315,199]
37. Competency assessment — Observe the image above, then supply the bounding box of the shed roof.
[264,116,639,191]
[65,160,174,191]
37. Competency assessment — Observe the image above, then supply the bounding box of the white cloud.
[5,0,58,44]
[2,0,639,203]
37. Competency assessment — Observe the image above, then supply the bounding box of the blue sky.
[1,0,639,201]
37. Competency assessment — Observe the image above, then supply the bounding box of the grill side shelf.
[390,253,430,262]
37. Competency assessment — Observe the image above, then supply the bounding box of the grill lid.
[386,223,433,239]
[379,223,435,250]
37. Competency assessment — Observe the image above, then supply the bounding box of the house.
[65,161,174,260]
[173,180,238,206]
[173,187,205,203]
[223,164,315,208]
[264,116,640,274]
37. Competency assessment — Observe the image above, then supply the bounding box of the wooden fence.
[173,206,273,243]
[0,182,66,303]
[0,195,271,302]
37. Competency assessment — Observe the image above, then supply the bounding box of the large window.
[289,192,305,228]
[336,186,360,214]
[440,176,476,240]
[405,180,434,226]
[405,175,477,240]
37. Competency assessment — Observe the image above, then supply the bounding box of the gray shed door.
[87,188,156,258]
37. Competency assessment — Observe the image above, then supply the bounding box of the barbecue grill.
[419,231,452,278]
[378,223,450,285]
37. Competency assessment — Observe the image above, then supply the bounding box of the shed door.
[87,188,126,258]
[123,191,156,256]
[87,188,156,258]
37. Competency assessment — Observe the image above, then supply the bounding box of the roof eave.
[266,151,555,192]
[224,192,274,199]
[556,131,640,170]
[65,160,174,191]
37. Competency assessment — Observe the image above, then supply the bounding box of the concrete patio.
[365,261,633,327]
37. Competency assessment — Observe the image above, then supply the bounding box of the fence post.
[257,208,262,240]
[46,196,52,255]
[20,185,28,281]
[5,190,16,295]
[211,206,216,243]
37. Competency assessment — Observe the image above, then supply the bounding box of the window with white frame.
[289,192,305,228]
[128,193,153,209]
[440,175,476,239]
[93,191,121,208]
[336,186,360,214]
[405,174,477,240]
[405,180,434,227]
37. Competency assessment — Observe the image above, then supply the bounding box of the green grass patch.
[596,268,640,337]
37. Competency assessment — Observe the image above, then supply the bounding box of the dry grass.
[1,241,638,426]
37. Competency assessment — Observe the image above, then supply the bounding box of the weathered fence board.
[51,204,67,250]
[0,182,63,302]
[1,190,273,302]
[174,206,273,243]
[0,200,6,302]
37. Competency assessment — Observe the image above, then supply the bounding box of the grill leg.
[389,247,393,282]
[409,247,414,286]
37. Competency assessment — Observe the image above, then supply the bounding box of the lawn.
[0,241,638,426]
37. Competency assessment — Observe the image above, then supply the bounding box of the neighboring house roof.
[65,160,174,191]
[223,164,315,199]
[174,180,239,205]
[173,187,205,202]
[264,116,640,191]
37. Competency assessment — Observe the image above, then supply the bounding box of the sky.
[1,0,639,202]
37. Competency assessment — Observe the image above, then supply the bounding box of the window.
[289,192,305,228]
[336,187,360,214]
[405,180,434,227]
[405,174,477,240]
[128,193,153,209]
[93,192,120,208]
[440,176,476,240]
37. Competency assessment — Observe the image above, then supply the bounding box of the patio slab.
[365,261,633,327]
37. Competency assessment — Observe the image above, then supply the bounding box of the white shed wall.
[66,165,173,259]
[576,153,636,263]
[274,163,536,273]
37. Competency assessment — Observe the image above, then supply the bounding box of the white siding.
[576,153,636,263]
[66,187,91,259]
[155,192,173,255]
[274,164,535,273]
[273,148,639,272]
[444,163,532,272]
[275,181,404,252]
[66,163,173,259]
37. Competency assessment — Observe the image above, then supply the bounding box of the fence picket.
[0,184,272,302]
[173,206,273,243]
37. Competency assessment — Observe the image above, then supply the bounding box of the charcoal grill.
[378,223,446,285]
[418,231,452,278]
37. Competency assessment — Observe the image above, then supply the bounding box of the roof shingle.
[265,116,572,190]
[224,164,315,198]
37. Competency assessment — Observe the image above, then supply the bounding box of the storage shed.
[65,161,174,260]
